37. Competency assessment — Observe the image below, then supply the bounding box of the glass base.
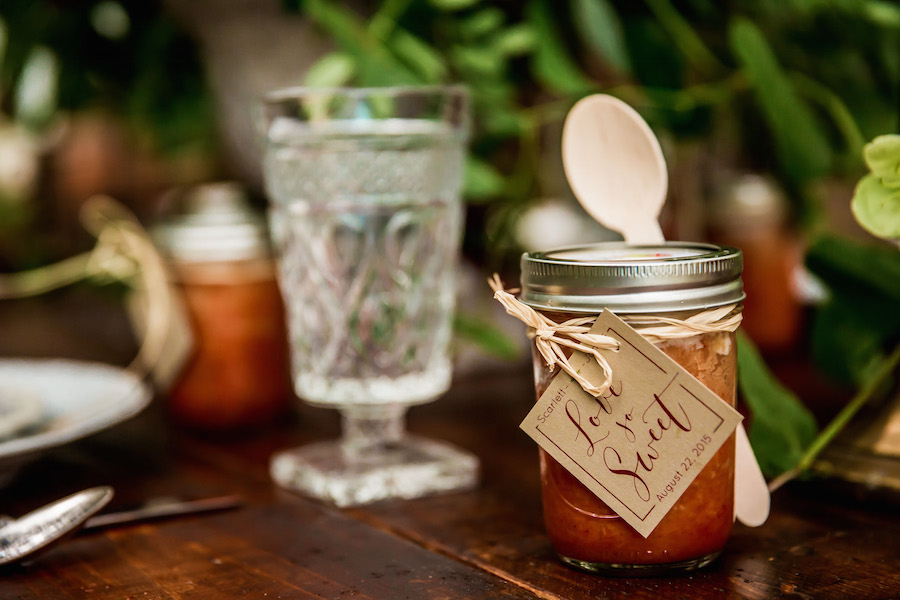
[270,435,479,507]
[558,551,721,576]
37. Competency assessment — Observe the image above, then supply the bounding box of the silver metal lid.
[152,182,271,263]
[520,242,744,314]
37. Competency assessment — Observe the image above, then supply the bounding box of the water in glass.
[264,118,464,408]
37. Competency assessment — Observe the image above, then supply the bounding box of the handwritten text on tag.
[520,311,743,538]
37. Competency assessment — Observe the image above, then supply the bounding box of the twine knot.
[533,326,556,341]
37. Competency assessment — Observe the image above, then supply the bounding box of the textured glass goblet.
[259,86,477,506]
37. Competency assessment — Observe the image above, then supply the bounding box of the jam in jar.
[153,183,290,432]
[520,242,743,574]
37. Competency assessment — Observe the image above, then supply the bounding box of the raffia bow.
[0,196,176,380]
[489,274,619,397]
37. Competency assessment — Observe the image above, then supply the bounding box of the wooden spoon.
[561,94,770,528]
[562,94,667,243]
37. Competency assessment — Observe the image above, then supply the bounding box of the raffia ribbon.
[0,196,177,380]
[489,274,742,398]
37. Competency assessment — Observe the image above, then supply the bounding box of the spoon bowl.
[562,94,667,243]
[0,486,113,566]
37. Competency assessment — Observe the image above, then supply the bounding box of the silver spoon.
[0,486,114,566]
[0,489,243,565]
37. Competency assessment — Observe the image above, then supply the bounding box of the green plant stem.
[644,0,724,76]
[789,71,866,163]
[768,343,900,492]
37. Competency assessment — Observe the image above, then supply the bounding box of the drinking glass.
[259,86,478,506]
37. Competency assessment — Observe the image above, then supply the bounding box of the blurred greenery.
[277,0,900,259]
[3,0,897,253]
[807,235,900,385]
[1,0,900,482]
[0,0,215,156]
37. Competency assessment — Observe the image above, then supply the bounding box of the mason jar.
[519,242,744,574]
[153,182,290,431]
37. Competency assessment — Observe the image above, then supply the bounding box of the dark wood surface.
[1,292,899,599]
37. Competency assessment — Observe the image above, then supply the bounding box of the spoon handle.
[81,495,243,531]
[621,220,665,245]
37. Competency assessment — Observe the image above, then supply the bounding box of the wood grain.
[1,291,898,599]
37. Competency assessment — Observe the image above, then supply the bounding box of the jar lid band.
[520,242,744,314]
[152,183,272,264]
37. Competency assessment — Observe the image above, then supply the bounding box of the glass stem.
[340,405,407,463]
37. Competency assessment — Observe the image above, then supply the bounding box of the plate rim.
[0,358,152,460]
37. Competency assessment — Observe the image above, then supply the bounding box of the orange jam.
[534,327,736,571]
[518,242,744,574]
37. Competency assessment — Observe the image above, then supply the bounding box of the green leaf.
[810,291,894,385]
[464,156,506,201]
[863,1,900,29]
[851,174,900,239]
[304,0,366,52]
[450,44,504,79]
[354,59,421,87]
[852,135,900,239]
[492,24,536,57]
[459,8,505,39]
[805,235,900,384]
[303,52,356,87]
[805,234,900,301]
[788,73,865,162]
[571,0,631,74]
[429,0,481,11]
[368,0,415,40]
[863,134,900,185]
[305,0,419,86]
[388,30,448,83]
[737,332,819,478]
[480,106,523,138]
[728,17,832,184]
[454,313,521,360]
[645,0,722,75]
[470,80,515,105]
[525,0,594,96]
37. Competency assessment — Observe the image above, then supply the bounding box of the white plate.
[0,359,152,474]
[0,385,43,440]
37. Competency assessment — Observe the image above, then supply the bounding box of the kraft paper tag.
[520,311,743,538]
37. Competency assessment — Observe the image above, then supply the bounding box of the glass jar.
[519,242,744,574]
[709,173,801,352]
[153,183,290,432]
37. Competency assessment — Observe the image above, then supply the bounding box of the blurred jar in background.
[153,182,290,432]
[708,174,803,353]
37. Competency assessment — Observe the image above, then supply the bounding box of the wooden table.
[1,292,899,599]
